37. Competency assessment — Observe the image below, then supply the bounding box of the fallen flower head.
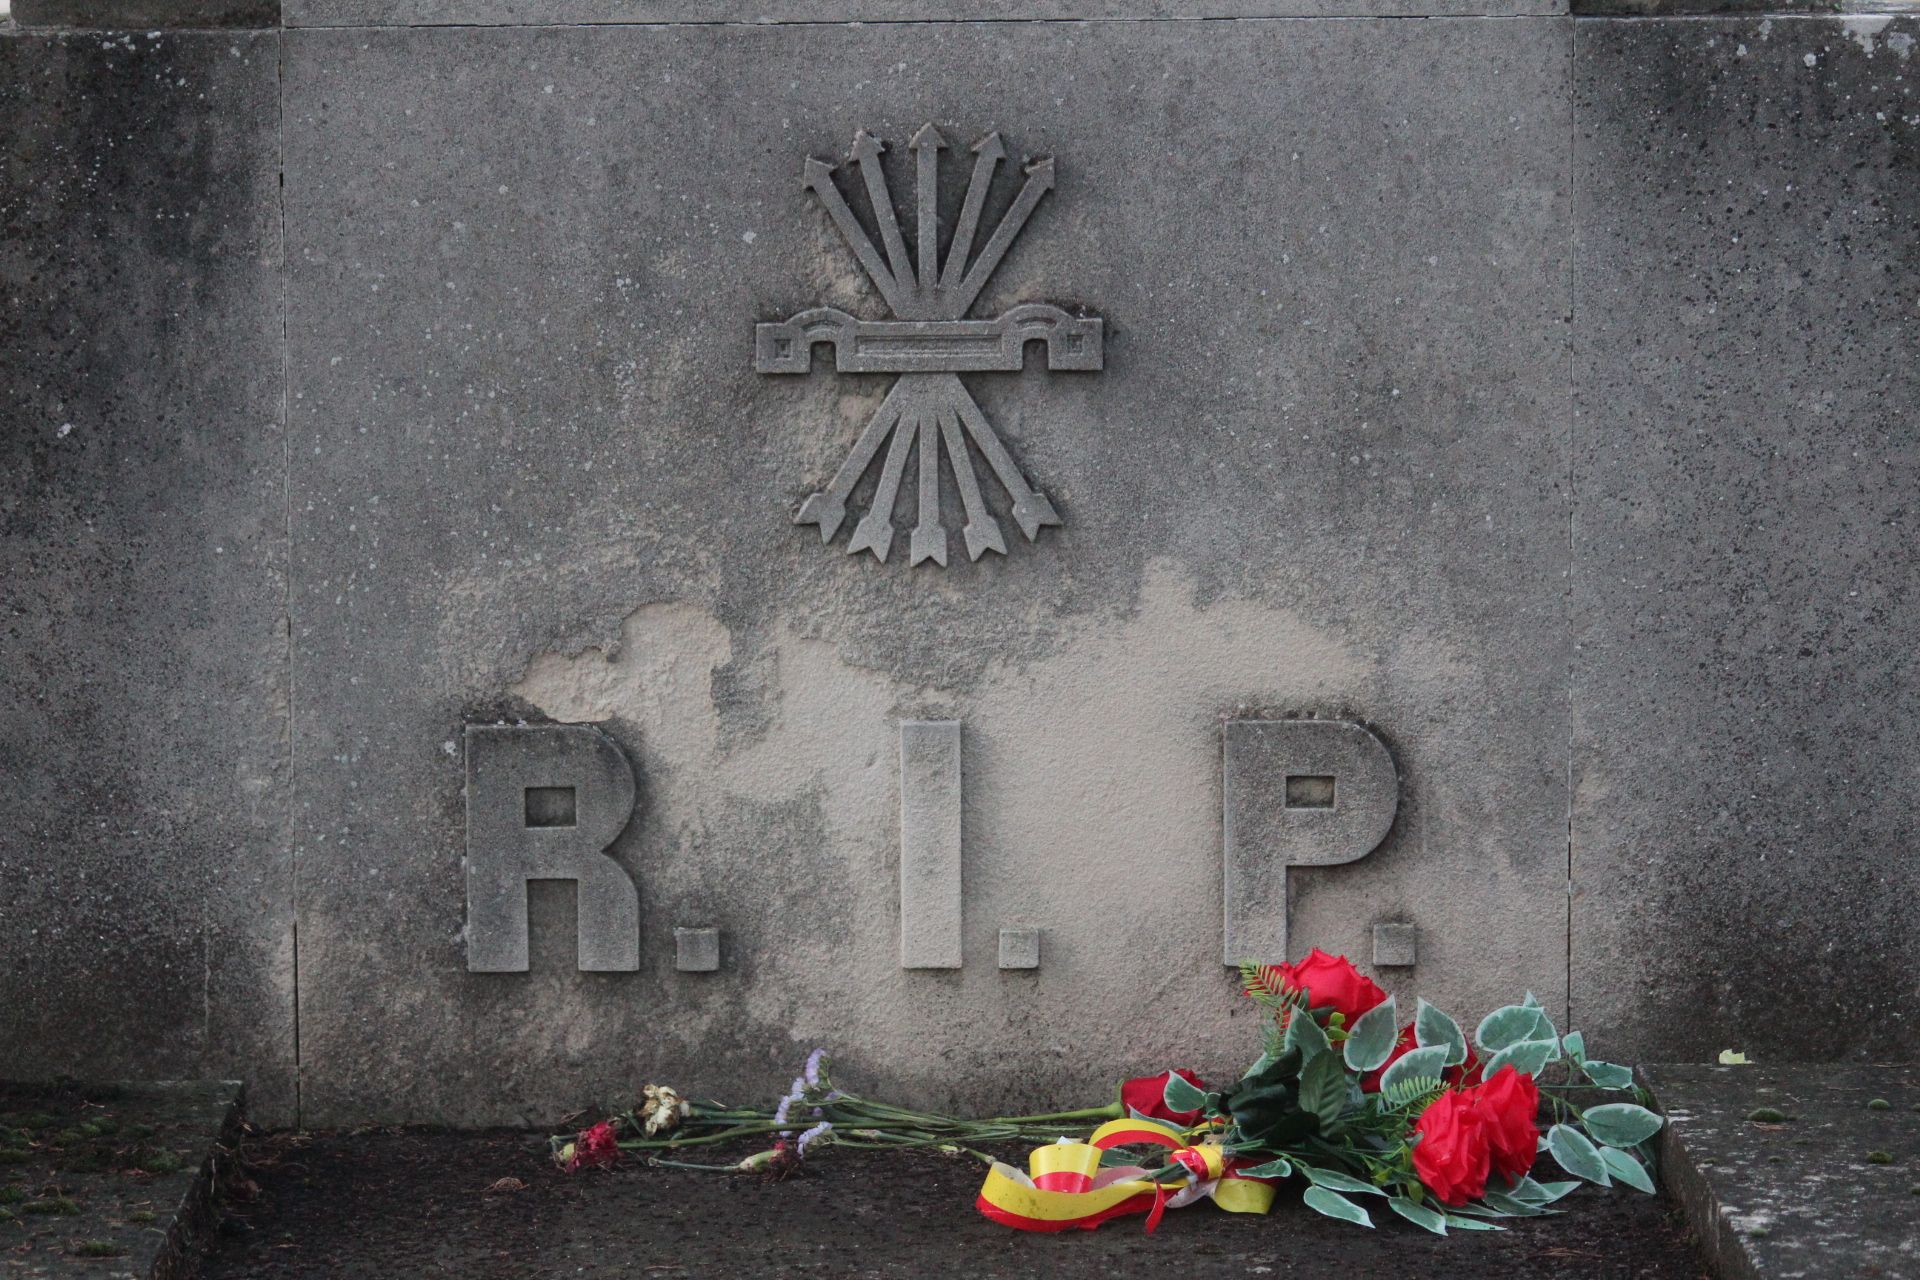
[563,1120,621,1172]
[640,1084,692,1137]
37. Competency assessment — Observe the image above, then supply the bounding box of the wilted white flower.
[640,1083,692,1136]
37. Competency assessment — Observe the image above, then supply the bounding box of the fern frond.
[1380,1076,1446,1113]
[1239,961,1305,1012]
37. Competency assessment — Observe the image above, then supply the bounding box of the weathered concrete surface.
[284,0,1565,25]
[0,33,295,1122]
[0,1078,244,1279]
[1644,1063,1919,1280]
[283,18,1574,1124]
[1570,17,1920,1064]
[11,0,281,27]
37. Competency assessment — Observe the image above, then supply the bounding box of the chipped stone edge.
[1641,1068,1762,1280]
[151,1080,247,1280]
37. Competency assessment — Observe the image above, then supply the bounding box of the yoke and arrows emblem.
[755,125,1103,566]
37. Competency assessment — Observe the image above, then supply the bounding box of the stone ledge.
[1644,1063,1918,1280]
[0,1080,244,1280]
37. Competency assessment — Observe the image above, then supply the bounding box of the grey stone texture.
[11,0,280,26]
[1570,16,1920,1066]
[283,16,1574,1124]
[1644,1063,1920,1280]
[998,927,1042,970]
[1222,719,1401,966]
[283,0,1565,25]
[673,926,721,972]
[5,10,1916,1129]
[0,32,294,1121]
[464,724,640,973]
[898,721,963,969]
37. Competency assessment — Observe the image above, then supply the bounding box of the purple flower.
[797,1121,832,1155]
[804,1048,827,1086]
[774,1097,792,1125]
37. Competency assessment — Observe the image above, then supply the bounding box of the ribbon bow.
[976,1117,1278,1233]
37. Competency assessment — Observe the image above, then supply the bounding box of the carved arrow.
[846,400,921,562]
[939,131,1006,299]
[909,123,947,298]
[803,156,912,318]
[949,155,1054,317]
[935,399,1008,560]
[794,378,909,542]
[944,374,1061,540]
[850,131,917,316]
[909,415,948,567]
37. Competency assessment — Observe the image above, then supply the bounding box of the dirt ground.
[195,1129,1712,1279]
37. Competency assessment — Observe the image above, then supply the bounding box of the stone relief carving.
[464,723,640,973]
[1221,719,1400,967]
[757,126,1103,566]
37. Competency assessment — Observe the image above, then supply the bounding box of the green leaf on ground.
[1161,1072,1207,1114]
[1389,1196,1448,1234]
[1547,1124,1612,1185]
[1583,1103,1664,1148]
[1599,1145,1656,1194]
[1581,1060,1635,1089]
[1302,1166,1388,1197]
[1303,1186,1374,1228]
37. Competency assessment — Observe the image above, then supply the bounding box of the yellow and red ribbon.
[976,1117,1279,1233]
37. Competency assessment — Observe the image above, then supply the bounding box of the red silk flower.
[1466,1065,1541,1184]
[569,1120,620,1170]
[1360,1025,1484,1094]
[1257,949,1389,1026]
[1120,1069,1208,1125]
[1411,1089,1491,1206]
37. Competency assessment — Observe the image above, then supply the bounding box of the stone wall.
[2,3,1913,1127]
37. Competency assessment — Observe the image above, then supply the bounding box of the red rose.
[1264,949,1388,1026]
[1411,1089,1491,1206]
[569,1120,620,1170]
[1466,1065,1541,1184]
[1119,1069,1208,1125]
[1360,1024,1485,1094]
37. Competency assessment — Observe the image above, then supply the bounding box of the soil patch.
[199,1130,1711,1279]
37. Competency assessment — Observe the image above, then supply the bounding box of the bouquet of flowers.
[974,950,1663,1233]
[555,949,1662,1238]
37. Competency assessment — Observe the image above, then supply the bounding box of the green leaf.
[1389,1196,1448,1234]
[1235,1157,1293,1180]
[1444,1214,1505,1231]
[1285,1008,1331,1059]
[1298,1051,1350,1134]
[1380,1045,1451,1096]
[1583,1103,1664,1148]
[1514,1177,1581,1205]
[1302,1166,1388,1197]
[1415,999,1468,1068]
[1561,1030,1586,1060]
[1599,1146,1656,1194]
[1581,1060,1634,1089]
[1480,1191,1553,1217]
[1302,1186,1374,1228]
[1343,997,1400,1073]
[1476,1005,1545,1054]
[1484,1038,1560,1079]
[1240,1050,1277,1081]
[1547,1124,1612,1185]
[1161,1071,1208,1114]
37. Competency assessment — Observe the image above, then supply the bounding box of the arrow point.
[971,131,1006,160]
[846,514,893,563]
[1024,156,1057,188]
[909,122,949,151]
[963,521,1009,561]
[795,492,847,542]
[850,129,886,161]
[1012,493,1062,541]
[910,526,949,567]
[803,156,836,187]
